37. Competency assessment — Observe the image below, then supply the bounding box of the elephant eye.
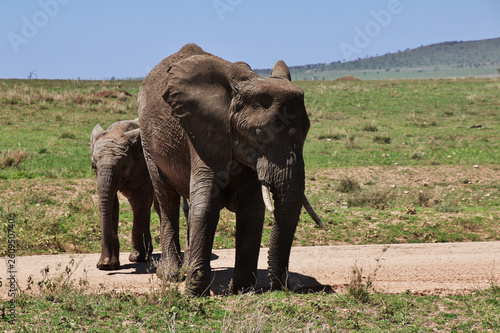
[256,94,273,109]
[270,117,284,131]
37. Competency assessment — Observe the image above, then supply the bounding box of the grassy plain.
[282,38,500,80]
[1,77,500,331]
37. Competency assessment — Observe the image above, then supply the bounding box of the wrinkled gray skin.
[91,119,156,270]
[139,44,319,296]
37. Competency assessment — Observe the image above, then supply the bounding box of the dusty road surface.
[2,241,499,298]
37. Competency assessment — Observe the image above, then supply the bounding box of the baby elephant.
[91,119,156,270]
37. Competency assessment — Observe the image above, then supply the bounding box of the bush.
[373,136,391,144]
[60,133,76,139]
[336,177,361,193]
[347,187,395,209]
[362,123,378,132]
[1,150,28,168]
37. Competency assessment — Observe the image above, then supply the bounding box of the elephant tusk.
[302,195,324,228]
[261,184,274,213]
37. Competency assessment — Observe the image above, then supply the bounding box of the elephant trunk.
[258,151,305,289]
[96,165,120,269]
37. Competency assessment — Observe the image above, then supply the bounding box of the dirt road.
[2,241,499,298]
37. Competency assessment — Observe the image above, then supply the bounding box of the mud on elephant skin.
[91,118,157,270]
[139,43,322,296]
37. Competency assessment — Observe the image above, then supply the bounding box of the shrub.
[362,123,378,132]
[347,187,395,209]
[373,136,391,144]
[336,177,361,193]
[318,133,342,140]
[1,150,28,168]
[347,266,372,303]
[343,133,358,150]
[60,133,76,139]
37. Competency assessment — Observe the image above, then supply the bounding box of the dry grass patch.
[0,149,28,168]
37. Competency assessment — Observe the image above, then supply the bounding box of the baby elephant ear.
[270,60,292,81]
[124,128,141,143]
[124,128,142,160]
[90,124,105,154]
[162,54,234,172]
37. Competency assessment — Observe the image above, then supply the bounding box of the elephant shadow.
[109,252,332,295]
[210,267,333,295]
[108,253,221,275]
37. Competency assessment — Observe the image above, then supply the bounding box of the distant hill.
[256,38,500,80]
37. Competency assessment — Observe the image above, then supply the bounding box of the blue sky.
[1,0,499,79]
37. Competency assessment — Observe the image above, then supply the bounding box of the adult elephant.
[139,43,321,296]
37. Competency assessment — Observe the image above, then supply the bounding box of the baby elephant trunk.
[96,165,120,269]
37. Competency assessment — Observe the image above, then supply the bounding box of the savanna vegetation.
[255,38,500,80]
[1,77,499,331]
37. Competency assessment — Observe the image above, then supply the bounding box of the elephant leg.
[154,181,182,280]
[97,195,120,270]
[143,147,182,279]
[231,182,265,294]
[186,168,221,296]
[127,185,154,263]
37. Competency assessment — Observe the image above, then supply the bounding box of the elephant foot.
[229,270,257,295]
[186,268,212,297]
[186,281,211,297]
[96,254,120,270]
[229,280,256,295]
[268,271,289,291]
[156,262,183,282]
[128,249,150,263]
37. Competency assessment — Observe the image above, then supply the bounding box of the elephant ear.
[163,54,237,173]
[90,124,105,155]
[270,60,292,81]
[124,128,141,145]
[123,128,142,161]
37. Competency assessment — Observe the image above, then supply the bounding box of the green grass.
[1,77,500,331]
[302,78,500,169]
[4,269,500,331]
[1,77,499,254]
[0,79,140,179]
